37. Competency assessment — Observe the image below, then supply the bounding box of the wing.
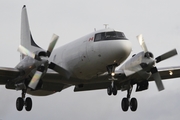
[73,66,180,92]
[149,66,180,81]
[0,66,69,92]
[1,65,179,92]
[0,67,20,84]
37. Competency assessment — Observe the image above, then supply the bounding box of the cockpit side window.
[94,31,128,42]
[94,33,102,41]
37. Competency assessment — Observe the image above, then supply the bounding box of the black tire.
[16,97,24,111]
[107,86,112,95]
[130,98,138,111]
[121,98,129,112]
[25,97,32,111]
[112,86,117,96]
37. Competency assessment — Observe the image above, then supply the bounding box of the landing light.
[169,71,173,76]
[111,72,115,76]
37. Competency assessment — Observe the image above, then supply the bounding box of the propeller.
[18,34,67,89]
[137,34,177,91]
[28,70,43,89]
[155,49,177,63]
[18,45,41,61]
[47,34,59,57]
[18,34,59,60]
[137,34,148,53]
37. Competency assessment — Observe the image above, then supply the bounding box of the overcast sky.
[0,0,180,120]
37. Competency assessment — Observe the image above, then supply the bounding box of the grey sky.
[0,0,180,120]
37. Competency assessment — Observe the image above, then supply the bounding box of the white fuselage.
[28,28,132,96]
[50,28,132,80]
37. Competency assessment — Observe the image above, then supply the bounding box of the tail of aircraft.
[21,5,43,59]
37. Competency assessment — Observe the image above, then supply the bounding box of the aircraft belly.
[27,90,55,96]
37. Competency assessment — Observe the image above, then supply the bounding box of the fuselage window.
[94,31,127,42]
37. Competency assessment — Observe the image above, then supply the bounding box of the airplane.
[0,5,180,112]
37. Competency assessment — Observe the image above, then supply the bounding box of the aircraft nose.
[115,40,132,60]
[119,40,132,57]
[99,40,132,64]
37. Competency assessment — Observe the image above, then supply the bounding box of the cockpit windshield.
[94,31,128,42]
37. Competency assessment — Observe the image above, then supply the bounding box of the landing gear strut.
[16,89,32,111]
[106,64,118,96]
[121,86,138,112]
[106,65,138,112]
[107,81,117,95]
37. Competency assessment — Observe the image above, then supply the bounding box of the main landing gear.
[121,86,138,112]
[106,80,138,111]
[16,89,32,111]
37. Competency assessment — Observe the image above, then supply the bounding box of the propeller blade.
[155,49,177,63]
[150,67,164,91]
[137,34,148,53]
[47,34,59,57]
[49,62,71,79]
[28,71,42,89]
[18,45,41,61]
[18,45,35,58]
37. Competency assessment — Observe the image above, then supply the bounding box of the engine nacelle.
[136,80,149,92]
[119,51,155,77]
[119,52,144,76]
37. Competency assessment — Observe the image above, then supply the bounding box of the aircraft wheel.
[107,86,112,95]
[112,86,117,96]
[25,97,32,111]
[121,98,129,112]
[130,98,137,111]
[16,97,24,111]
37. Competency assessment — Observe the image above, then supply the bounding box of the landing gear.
[107,81,117,96]
[130,98,137,111]
[121,86,138,112]
[106,64,138,112]
[16,89,32,111]
[121,98,129,111]
[107,64,118,96]
[16,97,24,111]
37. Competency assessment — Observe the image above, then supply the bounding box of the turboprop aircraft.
[0,5,180,112]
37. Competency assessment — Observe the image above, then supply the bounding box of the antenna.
[104,24,109,29]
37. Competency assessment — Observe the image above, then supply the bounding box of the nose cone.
[99,40,132,64]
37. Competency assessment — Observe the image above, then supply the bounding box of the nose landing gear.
[107,64,118,96]
[107,81,118,95]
